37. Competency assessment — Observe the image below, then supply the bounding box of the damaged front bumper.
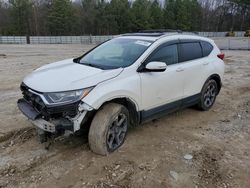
[17,98,92,134]
[30,118,57,133]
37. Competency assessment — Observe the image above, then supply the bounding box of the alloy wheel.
[203,83,216,107]
[106,113,128,151]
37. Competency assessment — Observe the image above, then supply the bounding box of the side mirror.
[144,61,167,72]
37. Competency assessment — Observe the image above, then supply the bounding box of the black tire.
[88,103,129,155]
[197,79,218,111]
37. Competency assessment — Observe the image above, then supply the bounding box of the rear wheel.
[198,79,218,111]
[88,103,129,155]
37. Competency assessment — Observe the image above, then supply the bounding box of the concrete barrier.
[213,37,250,50]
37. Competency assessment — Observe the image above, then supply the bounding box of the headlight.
[44,87,93,105]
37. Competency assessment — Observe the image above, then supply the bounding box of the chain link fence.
[0,34,249,50]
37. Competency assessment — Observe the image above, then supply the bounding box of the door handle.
[176,67,184,72]
[203,62,209,65]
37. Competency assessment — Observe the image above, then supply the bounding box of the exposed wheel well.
[208,74,222,94]
[100,98,140,127]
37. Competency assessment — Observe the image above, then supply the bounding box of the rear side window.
[179,42,202,62]
[147,44,178,65]
[201,41,213,56]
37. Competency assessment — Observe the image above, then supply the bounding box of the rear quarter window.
[201,41,213,56]
[179,42,203,62]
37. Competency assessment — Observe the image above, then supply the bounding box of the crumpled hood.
[23,58,123,92]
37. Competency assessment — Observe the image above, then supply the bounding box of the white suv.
[18,31,225,155]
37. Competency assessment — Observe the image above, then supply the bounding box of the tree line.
[0,0,249,36]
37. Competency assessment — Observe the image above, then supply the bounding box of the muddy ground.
[0,45,249,188]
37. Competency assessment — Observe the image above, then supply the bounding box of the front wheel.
[198,79,218,111]
[88,103,129,155]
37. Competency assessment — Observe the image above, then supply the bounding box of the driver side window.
[147,44,178,66]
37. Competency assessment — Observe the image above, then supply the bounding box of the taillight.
[217,53,225,60]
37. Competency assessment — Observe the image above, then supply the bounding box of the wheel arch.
[204,74,222,94]
[99,97,140,127]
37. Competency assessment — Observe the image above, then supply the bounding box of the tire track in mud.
[0,129,91,187]
[0,127,35,144]
[0,131,92,187]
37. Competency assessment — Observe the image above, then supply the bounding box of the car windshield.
[79,38,152,69]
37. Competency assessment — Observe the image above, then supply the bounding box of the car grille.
[20,83,79,118]
[20,83,46,112]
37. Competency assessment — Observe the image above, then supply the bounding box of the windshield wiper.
[85,63,102,69]
[81,61,103,69]
[76,60,118,70]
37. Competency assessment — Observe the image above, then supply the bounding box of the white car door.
[178,40,214,102]
[138,42,184,119]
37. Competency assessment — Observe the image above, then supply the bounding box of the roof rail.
[121,32,166,37]
[138,29,182,33]
[121,29,199,38]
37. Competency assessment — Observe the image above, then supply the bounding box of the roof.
[119,32,179,42]
[122,29,182,38]
[118,30,209,42]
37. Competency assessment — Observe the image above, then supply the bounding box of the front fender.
[81,72,141,111]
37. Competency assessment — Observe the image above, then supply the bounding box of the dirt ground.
[0,45,249,188]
